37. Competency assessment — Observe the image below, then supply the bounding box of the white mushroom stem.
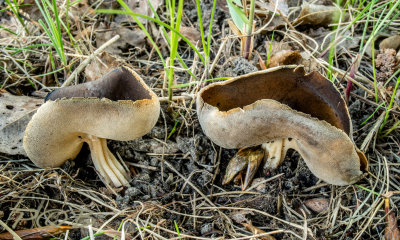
[262,138,299,170]
[84,135,131,187]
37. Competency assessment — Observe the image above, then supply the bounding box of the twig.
[61,35,120,87]
[245,173,284,192]
[158,94,194,102]
[125,162,158,171]
[0,219,23,240]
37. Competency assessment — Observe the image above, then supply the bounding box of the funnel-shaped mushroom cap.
[197,66,367,185]
[24,67,160,186]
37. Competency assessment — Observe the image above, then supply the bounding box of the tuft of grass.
[98,0,218,102]
[36,0,67,66]
[148,0,197,83]
[166,0,184,101]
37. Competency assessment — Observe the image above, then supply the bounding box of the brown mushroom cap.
[24,67,160,186]
[197,66,367,185]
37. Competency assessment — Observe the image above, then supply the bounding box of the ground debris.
[95,23,146,55]
[0,91,42,156]
[294,3,347,26]
[267,50,302,68]
[114,0,163,23]
[242,221,277,240]
[376,48,398,82]
[304,198,329,214]
[0,225,72,240]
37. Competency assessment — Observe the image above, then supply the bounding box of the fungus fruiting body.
[24,67,160,187]
[197,66,368,189]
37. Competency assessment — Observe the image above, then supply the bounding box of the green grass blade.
[0,25,17,35]
[380,74,400,131]
[115,0,166,68]
[96,9,205,65]
[195,0,207,55]
[174,220,182,240]
[226,0,248,32]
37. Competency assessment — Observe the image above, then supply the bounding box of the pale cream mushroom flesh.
[197,66,368,189]
[24,67,160,187]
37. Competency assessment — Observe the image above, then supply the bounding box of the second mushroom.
[24,67,160,187]
[197,66,368,190]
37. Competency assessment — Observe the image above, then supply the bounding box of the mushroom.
[197,66,368,189]
[23,67,160,187]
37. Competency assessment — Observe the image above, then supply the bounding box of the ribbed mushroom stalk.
[24,67,160,187]
[197,66,368,188]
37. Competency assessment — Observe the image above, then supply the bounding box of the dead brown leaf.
[304,198,329,214]
[0,225,72,240]
[380,35,400,51]
[95,23,146,55]
[254,0,288,31]
[68,0,95,22]
[0,92,43,156]
[115,0,163,23]
[294,3,347,26]
[85,52,120,82]
[268,50,302,68]
[385,212,400,240]
[258,0,289,17]
[179,26,201,45]
[19,0,41,21]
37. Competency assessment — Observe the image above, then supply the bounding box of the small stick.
[61,35,120,87]
[158,94,194,102]
[125,162,158,171]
